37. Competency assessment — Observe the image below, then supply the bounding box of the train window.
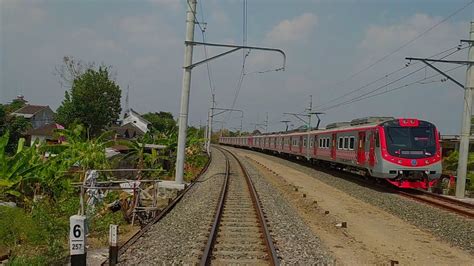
[303,138,306,147]
[375,131,380,147]
[319,138,322,147]
[338,137,343,149]
[349,137,355,150]
[344,137,349,149]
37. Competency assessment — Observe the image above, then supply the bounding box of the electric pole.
[306,95,312,159]
[206,94,215,155]
[405,22,474,198]
[174,1,286,184]
[456,22,474,198]
[175,0,197,184]
[265,112,269,133]
[280,120,290,131]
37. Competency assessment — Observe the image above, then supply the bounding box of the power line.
[318,46,466,111]
[320,64,464,112]
[319,0,474,93]
[226,0,248,121]
[315,44,468,110]
[192,0,215,96]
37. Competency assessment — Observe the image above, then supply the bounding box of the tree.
[5,99,26,113]
[56,67,121,136]
[0,102,32,154]
[142,112,177,133]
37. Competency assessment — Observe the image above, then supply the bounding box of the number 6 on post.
[70,215,87,266]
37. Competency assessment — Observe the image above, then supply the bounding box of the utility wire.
[315,44,467,110]
[319,0,474,94]
[196,0,216,96]
[226,0,248,122]
[318,47,466,112]
[321,64,464,112]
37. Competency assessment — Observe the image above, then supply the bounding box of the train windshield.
[385,126,436,158]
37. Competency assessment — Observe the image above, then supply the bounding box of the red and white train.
[219,117,442,189]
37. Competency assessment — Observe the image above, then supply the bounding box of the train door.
[369,131,376,167]
[357,131,366,165]
[331,133,337,159]
[289,137,292,152]
[313,135,318,156]
[299,136,303,154]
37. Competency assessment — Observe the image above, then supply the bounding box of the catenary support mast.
[456,22,474,198]
[175,0,197,184]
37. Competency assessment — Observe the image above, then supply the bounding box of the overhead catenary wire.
[318,0,474,96]
[225,0,248,123]
[314,44,467,110]
[320,64,465,112]
[318,47,467,113]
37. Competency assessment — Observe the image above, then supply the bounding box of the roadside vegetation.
[442,151,474,195]
[0,57,207,264]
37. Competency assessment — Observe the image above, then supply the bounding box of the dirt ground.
[233,149,474,265]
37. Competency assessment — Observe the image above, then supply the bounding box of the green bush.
[0,206,41,248]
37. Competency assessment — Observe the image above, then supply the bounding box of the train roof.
[249,117,393,137]
[225,117,434,138]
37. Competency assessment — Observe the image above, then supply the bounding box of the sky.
[1,0,473,134]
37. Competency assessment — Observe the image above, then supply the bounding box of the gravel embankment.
[119,148,225,265]
[237,148,474,255]
[238,154,335,265]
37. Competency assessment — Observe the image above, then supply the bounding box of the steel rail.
[223,145,474,220]
[100,153,212,265]
[200,147,230,265]
[225,148,280,265]
[397,190,474,219]
[202,146,279,265]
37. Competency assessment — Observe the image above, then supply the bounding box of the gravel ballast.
[119,148,226,265]
[236,152,334,264]
[236,148,474,255]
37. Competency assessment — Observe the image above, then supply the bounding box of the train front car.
[375,118,442,189]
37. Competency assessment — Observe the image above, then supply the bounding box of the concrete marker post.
[70,215,87,266]
[109,224,118,265]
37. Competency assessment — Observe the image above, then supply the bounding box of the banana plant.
[52,125,113,177]
[0,132,43,202]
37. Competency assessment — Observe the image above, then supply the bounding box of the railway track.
[397,189,474,219]
[201,147,279,265]
[229,146,474,220]
[101,154,212,265]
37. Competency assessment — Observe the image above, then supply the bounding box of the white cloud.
[358,14,467,65]
[70,28,122,54]
[1,1,47,32]
[147,0,181,10]
[118,15,180,48]
[265,13,318,43]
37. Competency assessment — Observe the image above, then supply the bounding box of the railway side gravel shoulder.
[118,149,226,265]
[234,152,335,265]
[236,148,474,255]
